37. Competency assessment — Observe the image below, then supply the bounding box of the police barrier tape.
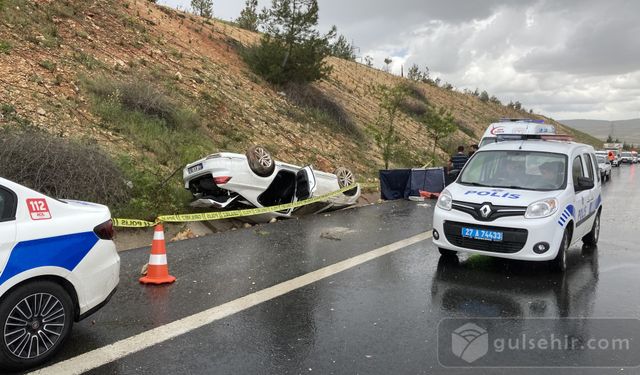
[112,183,366,228]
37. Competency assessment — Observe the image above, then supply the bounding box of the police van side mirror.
[575,177,595,191]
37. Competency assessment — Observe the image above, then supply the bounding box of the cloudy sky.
[160,0,640,121]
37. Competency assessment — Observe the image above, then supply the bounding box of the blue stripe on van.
[0,232,98,285]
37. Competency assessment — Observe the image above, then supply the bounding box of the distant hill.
[560,119,640,145]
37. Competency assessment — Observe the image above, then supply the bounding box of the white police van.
[479,119,558,148]
[0,177,120,370]
[432,139,602,272]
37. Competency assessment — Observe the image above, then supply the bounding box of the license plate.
[461,227,503,241]
[188,163,203,174]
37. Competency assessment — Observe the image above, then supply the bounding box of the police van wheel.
[438,248,457,258]
[550,229,569,273]
[582,213,600,247]
[0,281,74,371]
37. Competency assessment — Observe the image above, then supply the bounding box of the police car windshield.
[459,150,568,191]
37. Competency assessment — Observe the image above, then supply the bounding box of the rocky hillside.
[0,0,601,216]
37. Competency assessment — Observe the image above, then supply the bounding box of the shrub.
[0,127,129,208]
[400,82,427,102]
[85,77,200,130]
[283,82,362,139]
[399,97,428,117]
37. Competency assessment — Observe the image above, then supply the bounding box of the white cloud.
[161,0,640,120]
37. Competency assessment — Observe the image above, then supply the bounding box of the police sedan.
[0,177,120,371]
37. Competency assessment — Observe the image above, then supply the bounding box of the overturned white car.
[183,146,361,219]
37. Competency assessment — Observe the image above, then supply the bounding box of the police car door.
[571,154,594,239]
[581,152,600,229]
[0,186,18,276]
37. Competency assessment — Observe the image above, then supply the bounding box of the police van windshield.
[459,151,568,191]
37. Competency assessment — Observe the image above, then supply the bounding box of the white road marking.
[31,231,433,375]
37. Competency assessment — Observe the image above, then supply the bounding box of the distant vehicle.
[433,138,602,272]
[599,149,620,167]
[478,119,559,149]
[596,155,612,181]
[603,144,622,166]
[620,151,633,164]
[632,151,638,163]
[0,178,119,371]
[183,146,360,220]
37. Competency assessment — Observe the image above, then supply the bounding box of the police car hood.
[448,184,556,206]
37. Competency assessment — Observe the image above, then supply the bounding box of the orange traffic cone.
[139,224,176,285]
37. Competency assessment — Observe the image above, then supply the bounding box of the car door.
[583,152,600,224]
[0,186,18,276]
[295,166,317,202]
[570,155,590,240]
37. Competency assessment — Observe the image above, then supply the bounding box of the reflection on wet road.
[32,165,640,374]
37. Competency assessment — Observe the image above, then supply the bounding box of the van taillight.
[94,220,114,240]
[213,176,232,185]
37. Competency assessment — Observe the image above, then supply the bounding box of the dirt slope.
[0,0,601,182]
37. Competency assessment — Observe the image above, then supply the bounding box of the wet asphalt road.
[33,165,640,374]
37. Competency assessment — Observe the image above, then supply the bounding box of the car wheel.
[582,212,600,247]
[246,146,275,177]
[550,229,569,273]
[334,167,355,188]
[438,248,457,258]
[0,281,74,371]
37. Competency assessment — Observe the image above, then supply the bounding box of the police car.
[432,139,602,272]
[0,177,120,370]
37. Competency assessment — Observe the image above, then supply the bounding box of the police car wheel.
[438,248,457,258]
[582,213,600,247]
[550,229,569,272]
[0,281,74,371]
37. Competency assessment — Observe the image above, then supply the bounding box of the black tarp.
[379,169,411,200]
[379,168,446,200]
[408,168,446,196]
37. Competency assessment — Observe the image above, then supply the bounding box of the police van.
[0,177,120,370]
[432,138,602,272]
[479,119,558,148]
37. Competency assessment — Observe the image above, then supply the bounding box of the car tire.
[582,212,600,247]
[334,167,358,196]
[438,248,457,258]
[0,281,74,371]
[334,167,355,188]
[246,146,275,177]
[550,229,569,273]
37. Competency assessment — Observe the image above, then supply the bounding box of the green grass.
[91,100,214,218]
[73,51,104,70]
[0,40,11,54]
[113,155,195,219]
[82,76,217,218]
[38,59,56,71]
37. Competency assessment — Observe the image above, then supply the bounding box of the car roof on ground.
[478,140,593,155]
